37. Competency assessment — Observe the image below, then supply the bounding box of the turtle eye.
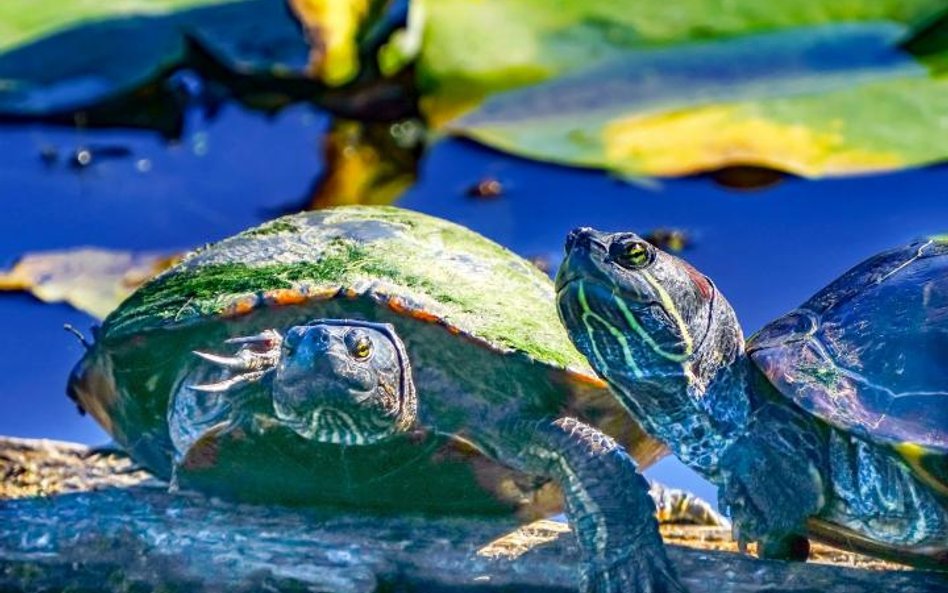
[611,239,654,270]
[345,330,373,361]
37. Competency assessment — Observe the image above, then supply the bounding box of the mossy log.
[1,437,945,593]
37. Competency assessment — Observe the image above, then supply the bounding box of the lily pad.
[0,0,311,124]
[414,0,946,123]
[0,249,178,319]
[448,23,948,178]
[3,0,948,188]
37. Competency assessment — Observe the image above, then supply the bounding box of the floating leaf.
[4,0,948,188]
[0,249,178,319]
[448,23,948,178]
[415,0,946,123]
[0,0,312,126]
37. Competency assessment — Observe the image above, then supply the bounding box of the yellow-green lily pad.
[415,0,945,123]
[448,23,948,178]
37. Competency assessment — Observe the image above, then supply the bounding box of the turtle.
[555,227,948,591]
[67,205,721,593]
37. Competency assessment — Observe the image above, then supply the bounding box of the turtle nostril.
[312,330,332,351]
[565,227,593,254]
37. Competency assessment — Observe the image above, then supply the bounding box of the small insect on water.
[466,177,504,199]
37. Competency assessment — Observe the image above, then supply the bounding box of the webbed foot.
[499,417,688,593]
[583,546,687,593]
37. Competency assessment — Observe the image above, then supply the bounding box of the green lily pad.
[414,0,946,122]
[447,23,948,178]
[0,0,310,121]
[3,0,948,188]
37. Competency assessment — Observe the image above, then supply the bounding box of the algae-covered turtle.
[557,229,948,590]
[68,205,709,593]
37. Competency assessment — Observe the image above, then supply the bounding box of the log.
[1,437,945,593]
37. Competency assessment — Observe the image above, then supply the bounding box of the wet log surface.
[1,437,945,593]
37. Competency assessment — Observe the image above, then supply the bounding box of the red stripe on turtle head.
[681,260,712,301]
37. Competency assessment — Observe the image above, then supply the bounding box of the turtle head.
[271,320,417,445]
[555,227,744,404]
[190,320,417,446]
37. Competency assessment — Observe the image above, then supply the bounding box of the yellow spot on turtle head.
[603,105,903,178]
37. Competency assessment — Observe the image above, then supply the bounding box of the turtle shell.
[747,237,948,491]
[104,205,588,364]
[69,205,662,515]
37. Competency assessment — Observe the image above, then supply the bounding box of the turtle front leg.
[718,403,826,561]
[498,416,686,593]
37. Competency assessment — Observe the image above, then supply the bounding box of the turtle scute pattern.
[748,237,948,453]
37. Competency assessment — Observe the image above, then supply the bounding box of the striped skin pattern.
[68,206,696,593]
[556,229,948,573]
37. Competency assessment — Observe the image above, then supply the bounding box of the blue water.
[1,103,946,505]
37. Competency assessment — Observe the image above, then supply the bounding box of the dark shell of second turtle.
[748,237,948,491]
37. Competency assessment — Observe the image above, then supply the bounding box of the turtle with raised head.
[68,205,720,593]
[556,228,948,589]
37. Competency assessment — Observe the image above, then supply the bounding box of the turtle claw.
[582,548,688,593]
[188,381,236,394]
[193,350,255,370]
[190,330,283,392]
[225,329,282,347]
[188,370,268,393]
[192,348,276,371]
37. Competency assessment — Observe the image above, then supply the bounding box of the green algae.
[106,242,364,332]
[102,206,592,371]
[241,219,303,238]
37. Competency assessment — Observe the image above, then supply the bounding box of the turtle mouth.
[554,274,581,294]
[278,406,371,445]
[558,277,636,332]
